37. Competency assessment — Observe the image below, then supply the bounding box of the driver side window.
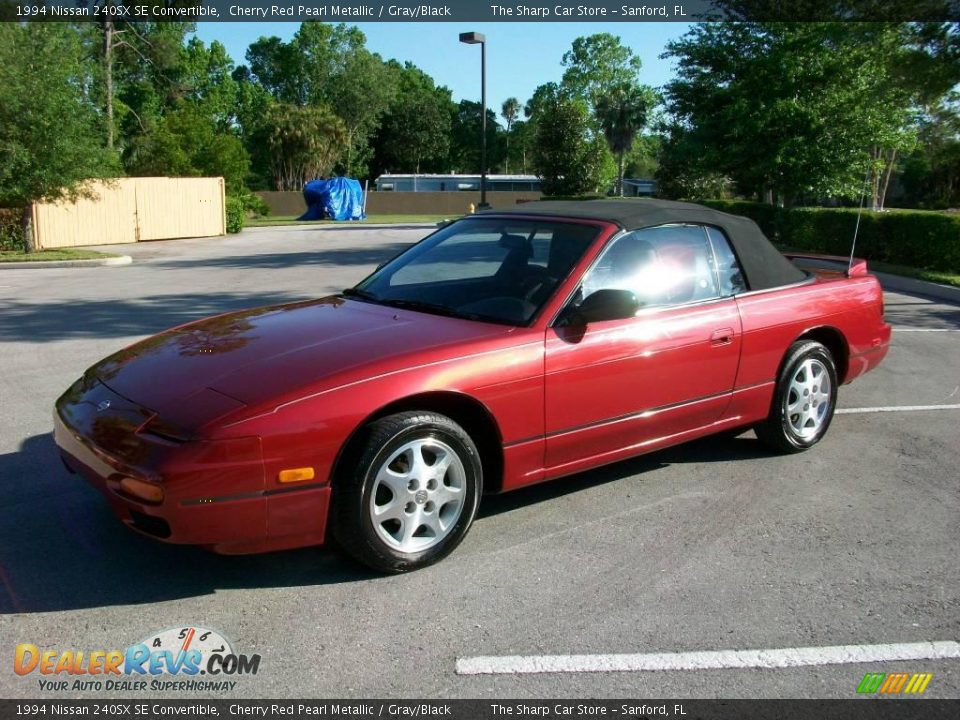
[580,225,721,309]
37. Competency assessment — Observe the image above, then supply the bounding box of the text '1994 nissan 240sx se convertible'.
[55,200,891,572]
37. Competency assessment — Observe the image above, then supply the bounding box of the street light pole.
[459,31,489,209]
[480,38,487,209]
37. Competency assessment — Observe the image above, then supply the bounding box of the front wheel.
[331,411,482,573]
[755,340,838,453]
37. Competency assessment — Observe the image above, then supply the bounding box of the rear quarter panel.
[734,274,890,410]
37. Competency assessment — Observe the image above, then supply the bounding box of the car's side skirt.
[500,381,775,492]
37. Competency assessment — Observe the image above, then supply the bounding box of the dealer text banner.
[3,0,959,23]
[1,700,959,719]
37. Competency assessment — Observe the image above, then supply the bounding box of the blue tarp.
[298,177,366,221]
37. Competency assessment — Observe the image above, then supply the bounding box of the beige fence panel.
[133,177,225,241]
[33,177,225,249]
[32,180,137,248]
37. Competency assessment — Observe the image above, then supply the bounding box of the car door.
[544,224,744,472]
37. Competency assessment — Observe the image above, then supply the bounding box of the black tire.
[754,340,838,454]
[331,411,482,573]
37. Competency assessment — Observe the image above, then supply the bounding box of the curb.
[873,271,960,305]
[0,255,132,270]
[243,222,448,231]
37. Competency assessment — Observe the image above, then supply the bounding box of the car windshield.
[347,217,602,325]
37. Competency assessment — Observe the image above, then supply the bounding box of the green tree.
[531,85,614,196]
[501,97,521,173]
[244,34,308,105]
[520,83,562,177]
[449,100,502,174]
[0,24,117,250]
[524,82,562,120]
[233,67,277,190]
[328,47,395,176]
[595,83,657,195]
[624,134,662,180]
[179,38,239,128]
[509,120,536,175]
[120,36,249,190]
[898,95,960,208]
[561,33,643,108]
[86,11,193,152]
[243,22,394,177]
[558,34,658,194]
[261,104,347,190]
[894,22,960,106]
[660,23,916,206]
[373,63,453,175]
[125,104,249,191]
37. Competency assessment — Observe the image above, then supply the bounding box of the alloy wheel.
[368,438,466,553]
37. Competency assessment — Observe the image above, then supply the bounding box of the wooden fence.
[32,177,225,249]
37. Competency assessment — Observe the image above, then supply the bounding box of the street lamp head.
[459,32,486,45]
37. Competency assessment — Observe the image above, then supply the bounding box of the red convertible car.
[55,200,890,572]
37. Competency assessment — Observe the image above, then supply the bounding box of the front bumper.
[53,396,331,555]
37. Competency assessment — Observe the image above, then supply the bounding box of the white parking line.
[893,327,960,332]
[836,404,960,414]
[455,641,960,675]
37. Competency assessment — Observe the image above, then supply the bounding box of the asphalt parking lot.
[0,224,958,699]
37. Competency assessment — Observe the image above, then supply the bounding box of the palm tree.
[595,83,654,196]
[501,97,521,174]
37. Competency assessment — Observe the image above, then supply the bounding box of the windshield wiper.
[381,299,514,325]
[343,292,512,325]
[341,287,381,303]
[379,299,463,318]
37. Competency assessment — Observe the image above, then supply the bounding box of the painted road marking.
[893,328,960,332]
[455,640,960,675]
[836,404,960,415]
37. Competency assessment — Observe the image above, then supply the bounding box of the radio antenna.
[848,165,871,275]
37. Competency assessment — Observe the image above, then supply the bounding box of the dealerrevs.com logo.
[14,626,261,693]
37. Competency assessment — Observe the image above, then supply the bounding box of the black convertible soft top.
[485,198,807,291]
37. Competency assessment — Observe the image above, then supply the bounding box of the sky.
[194,22,693,114]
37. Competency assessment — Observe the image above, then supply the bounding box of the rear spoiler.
[782,252,869,278]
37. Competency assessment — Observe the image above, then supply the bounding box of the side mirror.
[570,289,640,324]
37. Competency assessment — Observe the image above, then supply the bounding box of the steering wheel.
[521,267,558,304]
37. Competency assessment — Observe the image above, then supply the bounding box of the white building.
[622,179,657,197]
[375,174,542,192]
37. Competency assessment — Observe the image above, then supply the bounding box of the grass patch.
[247,214,455,227]
[867,261,960,288]
[0,248,119,263]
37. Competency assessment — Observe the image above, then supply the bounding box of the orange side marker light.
[278,468,315,483]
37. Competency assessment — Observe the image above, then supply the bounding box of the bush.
[0,208,25,251]
[702,200,960,273]
[225,196,245,234]
[240,192,270,218]
[228,189,269,218]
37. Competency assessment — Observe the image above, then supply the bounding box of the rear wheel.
[755,340,838,453]
[332,411,482,573]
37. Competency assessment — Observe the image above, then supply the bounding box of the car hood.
[91,297,512,430]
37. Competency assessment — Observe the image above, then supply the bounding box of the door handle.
[710,327,734,345]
